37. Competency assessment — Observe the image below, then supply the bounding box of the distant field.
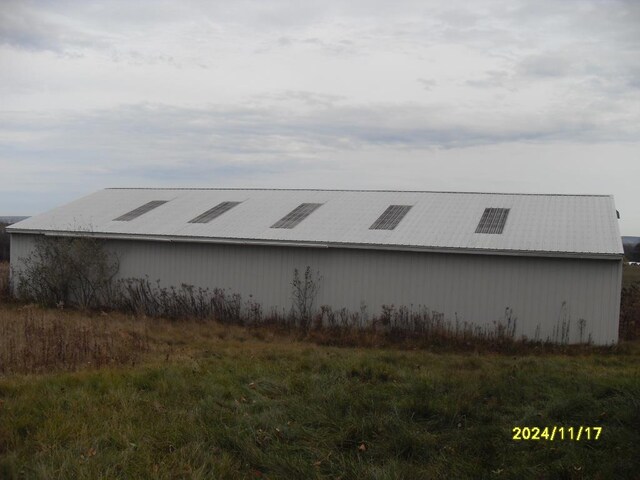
[623,262,640,287]
[0,304,638,479]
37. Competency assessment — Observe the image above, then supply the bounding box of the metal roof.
[7,188,624,259]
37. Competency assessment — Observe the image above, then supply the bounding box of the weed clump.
[13,236,119,309]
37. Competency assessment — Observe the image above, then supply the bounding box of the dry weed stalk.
[0,306,149,374]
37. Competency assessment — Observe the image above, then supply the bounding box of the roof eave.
[7,228,625,261]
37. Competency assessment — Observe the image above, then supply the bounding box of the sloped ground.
[0,304,638,479]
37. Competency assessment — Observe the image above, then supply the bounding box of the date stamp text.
[512,426,602,441]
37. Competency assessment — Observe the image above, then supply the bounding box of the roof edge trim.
[7,228,625,260]
[102,187,613,198]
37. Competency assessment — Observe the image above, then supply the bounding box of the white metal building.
[8,188,624,344]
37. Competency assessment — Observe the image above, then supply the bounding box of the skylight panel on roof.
[271,203,322,229]
[114,200,168,221]
[189,201,241,224]
[369,205,412,230]
[475,208,510,234]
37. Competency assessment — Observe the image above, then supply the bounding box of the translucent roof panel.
[113,200,168,221]
[271,203,322,229]
[370,205,412,230]
[189,201,241,224]
[475,208,510,234]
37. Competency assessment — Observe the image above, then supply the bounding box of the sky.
[0,0,638,235]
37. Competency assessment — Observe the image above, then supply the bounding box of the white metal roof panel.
[7,188,624,258]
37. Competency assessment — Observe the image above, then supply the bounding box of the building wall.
[10,233,622,344]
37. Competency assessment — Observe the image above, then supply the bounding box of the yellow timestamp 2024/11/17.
[512,426,602,441]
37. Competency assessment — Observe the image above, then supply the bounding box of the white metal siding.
[11,233,622,344]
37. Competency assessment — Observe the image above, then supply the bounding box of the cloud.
[1,97,636,175]
[518,54,576,79]
[463,70,513,89]
[0,1,110,53]
[417,78,437,91]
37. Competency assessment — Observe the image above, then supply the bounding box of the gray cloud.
[0,1,110,53]
[417,78,437,90]
[463,70,513,89]
[269,35,358,56]
[248,90,346,108]
[518,54,576,79]
[1,97,636,169]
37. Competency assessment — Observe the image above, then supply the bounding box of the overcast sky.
[1,0,638,234]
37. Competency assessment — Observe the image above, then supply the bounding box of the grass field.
[0,304,639,479]
[623,262,640,287]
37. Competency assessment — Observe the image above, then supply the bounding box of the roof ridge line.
[103,188,612,197]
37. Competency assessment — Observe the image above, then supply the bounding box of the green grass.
[0,308,639,479]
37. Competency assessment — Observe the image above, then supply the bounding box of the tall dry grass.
[0,306,150,374]
[0,262,9,299]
